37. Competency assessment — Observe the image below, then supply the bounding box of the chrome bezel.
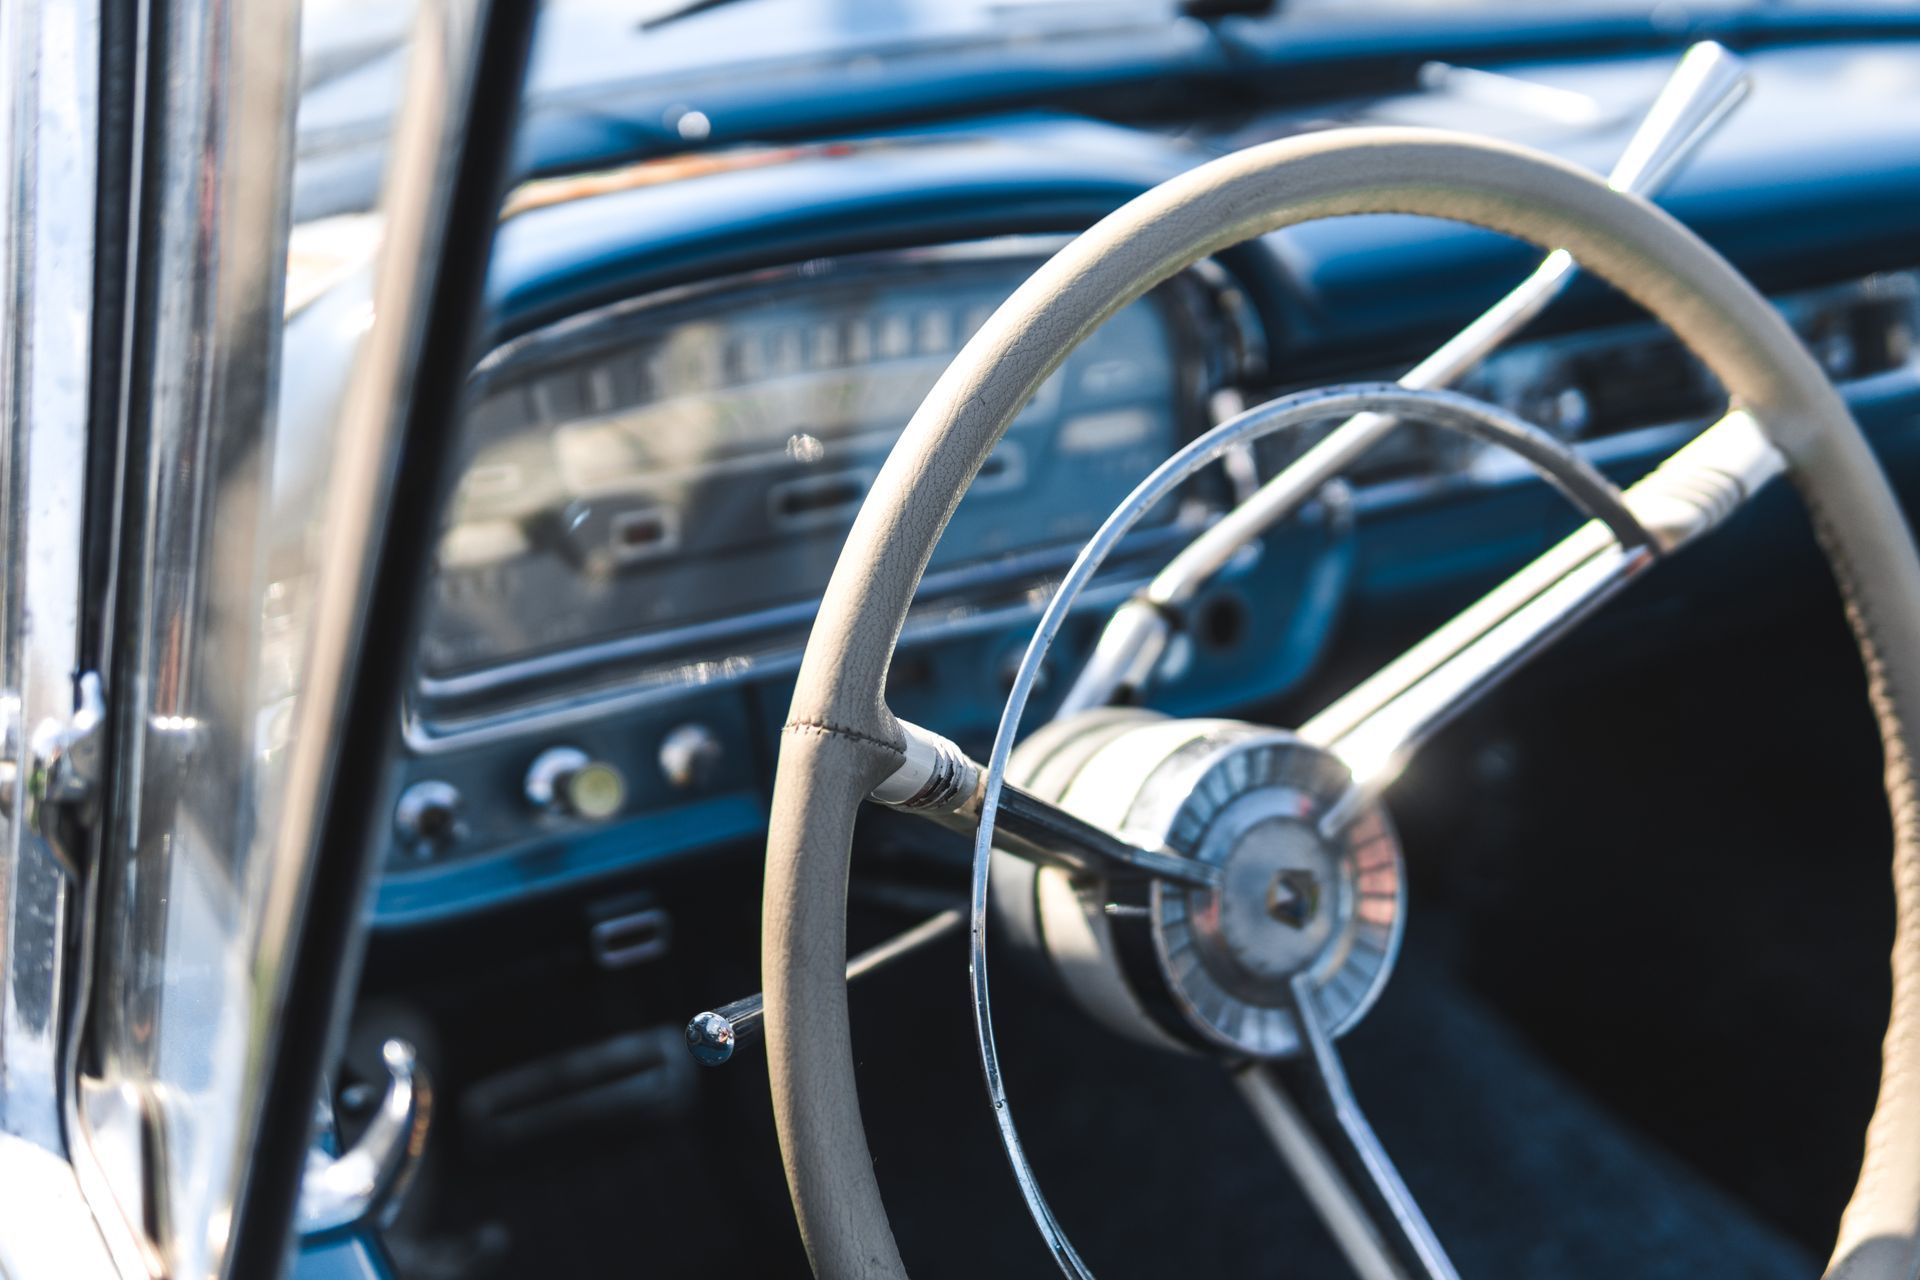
[408,234,1260,741]
[1140,731,1404,1059]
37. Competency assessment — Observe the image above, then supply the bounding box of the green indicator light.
[566,761,627,820]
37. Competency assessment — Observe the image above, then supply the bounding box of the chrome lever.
[1055,40,1752,717]
[1606,40,1751,196]
[687,907,965,1066]
[296,1039,431,1243]
[874,719,1222,889]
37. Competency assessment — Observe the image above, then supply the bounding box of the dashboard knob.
[658,723,723,790]
[394,780,463,854]
[525,746,627,820]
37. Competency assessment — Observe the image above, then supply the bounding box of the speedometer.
[420,240,1230,705]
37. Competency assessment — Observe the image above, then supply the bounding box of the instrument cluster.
[379,239,1268,917]
[418,240,1243,725]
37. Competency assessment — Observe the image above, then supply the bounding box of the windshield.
[294,0,1857,222]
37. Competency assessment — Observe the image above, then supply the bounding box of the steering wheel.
[762,129,1920,1278]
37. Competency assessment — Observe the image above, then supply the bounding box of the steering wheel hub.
[1204,807,1340,983]
[1009,712,1405,1059]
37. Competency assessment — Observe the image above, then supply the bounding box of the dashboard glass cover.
[421,245,1203,698]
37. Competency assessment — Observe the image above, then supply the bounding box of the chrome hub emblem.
[1265,867,1320,928]
[1006,712,1406,1060]
[1197,810,1343,994]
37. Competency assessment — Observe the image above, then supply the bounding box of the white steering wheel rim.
[763,127,1920,1279]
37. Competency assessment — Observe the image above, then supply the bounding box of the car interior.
[281,3,1920,1276]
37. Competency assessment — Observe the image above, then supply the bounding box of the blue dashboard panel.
[1262,43,1920,360]
[510,6,1233,180]
[376,30,1920,926]
[492,41,1920,358]
[486,115,1262,338]
[375,791,768,927]
[295,1235,393,1280]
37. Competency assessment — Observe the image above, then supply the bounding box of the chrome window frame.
[0,0,543,1275]
[0,0,118,1270]
[0,0,97,1155]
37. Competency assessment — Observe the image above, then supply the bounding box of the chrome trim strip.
[0,0,97,1162]
[74,0,306,1261]
[75,0,495,1272]
[0,3,124,1275]
[0,8,124,1276]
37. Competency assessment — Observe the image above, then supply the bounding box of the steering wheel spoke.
[874,720,1223,890]
[1236,976,1459,1280]
[1304,410,1784,827]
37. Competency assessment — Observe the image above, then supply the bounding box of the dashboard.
[302,17,1920,1280]
[367,34,1920,928]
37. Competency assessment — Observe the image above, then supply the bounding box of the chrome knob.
[394,780,463,853]
[686,1010,745,1066]
[658,722,723,790]
[685,907,965,1067]
[524,746,627,820]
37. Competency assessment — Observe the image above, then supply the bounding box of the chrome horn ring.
[964,382,1651,1274]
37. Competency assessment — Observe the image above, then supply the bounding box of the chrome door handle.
[296,1039,431,1243]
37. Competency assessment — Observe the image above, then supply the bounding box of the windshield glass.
[297,0,1848,222]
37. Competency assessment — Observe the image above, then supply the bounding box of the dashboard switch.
[394,780,463,854]
[525,746,627,820]
[658,723,723,790]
